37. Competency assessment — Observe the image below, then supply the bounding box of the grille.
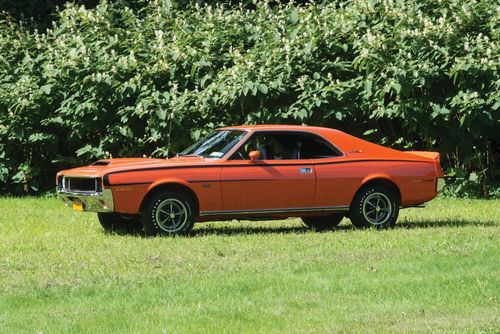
[63,177,102,193]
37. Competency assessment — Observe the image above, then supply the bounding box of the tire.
[97,212,143,233]
[349,185,399,229]
[302,213,344,231]
[141,191,195,236]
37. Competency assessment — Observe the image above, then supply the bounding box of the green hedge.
[0,0,499,195]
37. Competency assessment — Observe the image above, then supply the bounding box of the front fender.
[146,177,195,193]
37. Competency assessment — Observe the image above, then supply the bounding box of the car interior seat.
[257,144,273,160]
[293,141,302,159]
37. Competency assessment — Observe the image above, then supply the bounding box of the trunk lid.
[407,151,444,177]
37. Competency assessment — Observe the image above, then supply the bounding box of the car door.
[220,131,316,213]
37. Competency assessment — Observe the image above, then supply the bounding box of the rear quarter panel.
[313,160,438,208]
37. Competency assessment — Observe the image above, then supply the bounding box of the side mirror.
[249,150,260,163]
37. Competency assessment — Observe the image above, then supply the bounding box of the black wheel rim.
[362,192,392,226]
[155,198,187,232]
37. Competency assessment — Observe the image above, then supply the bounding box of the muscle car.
[56,125,445,234]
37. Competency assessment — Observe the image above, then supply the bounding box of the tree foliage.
[0,0,499,195]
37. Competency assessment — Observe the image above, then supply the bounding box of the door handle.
[299,168,312,173]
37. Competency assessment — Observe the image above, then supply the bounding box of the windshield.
[180,130,247,159]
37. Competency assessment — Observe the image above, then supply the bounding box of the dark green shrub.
[0,0,498,196]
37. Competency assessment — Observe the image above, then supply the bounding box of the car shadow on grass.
[189,222,359,236]
[190,218,498,236]
[397,219,499,229]
[103,218,498,237]
[104,223,349,237]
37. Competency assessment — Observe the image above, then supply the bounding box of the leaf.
[156,109,167,120]
[119,126,129,136]
[0,167,9,183]
[364,80,372,96]
[290,8,298,23]
[393,83,401,94]
[258,83,268,94]
[41,84,51,95]
[200,75,209,88]
[76,145,92,157]
[162,92,170,103]
[295,109,308,120]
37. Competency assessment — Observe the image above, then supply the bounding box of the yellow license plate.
[73,199,83,211]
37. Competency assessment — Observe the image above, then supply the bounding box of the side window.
[299,133,342,159]
[230,131,341,160]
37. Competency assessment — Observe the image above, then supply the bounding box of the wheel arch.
[139,180,200,216]
[356,175,402,203]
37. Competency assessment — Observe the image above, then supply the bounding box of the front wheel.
[141,191,195,236]
[349,185,399,229]
[302,213,344,231]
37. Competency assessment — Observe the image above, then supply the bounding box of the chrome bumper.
[57,188,114,212]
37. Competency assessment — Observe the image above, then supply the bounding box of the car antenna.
[166,109,174,159]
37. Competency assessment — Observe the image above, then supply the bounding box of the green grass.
[0,196,499,333]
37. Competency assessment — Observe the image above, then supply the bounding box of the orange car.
[57,125,445,234]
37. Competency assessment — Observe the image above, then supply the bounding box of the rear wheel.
[141,191,195,236]
[349,185,399,229]
[302,213,344,231]
[97,213,143,233]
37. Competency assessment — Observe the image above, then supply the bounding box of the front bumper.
[57,188,115,212]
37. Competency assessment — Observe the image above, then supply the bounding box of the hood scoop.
[91,160,111,166]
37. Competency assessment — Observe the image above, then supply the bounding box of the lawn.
[0,196,498,333]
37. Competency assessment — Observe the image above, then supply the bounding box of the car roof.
[218,124,343,134]
[217,125,422,161]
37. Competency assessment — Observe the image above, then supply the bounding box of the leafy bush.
[0,0,499,195]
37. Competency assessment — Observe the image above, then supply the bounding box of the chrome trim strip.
[401,203,428,209]
[60,175,102,194]
[199,205,349,216]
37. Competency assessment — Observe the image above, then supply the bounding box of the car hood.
[58,157,216,177]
